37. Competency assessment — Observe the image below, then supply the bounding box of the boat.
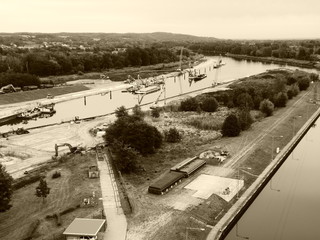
[135,85,161,94]
[189,74,207,81]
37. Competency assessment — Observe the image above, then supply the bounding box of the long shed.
[176,159,206,177]
[148,171,185,195]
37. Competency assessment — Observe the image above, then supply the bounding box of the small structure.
[63,218,106,240]
[175,159,206,177]
[148,171,185,195]
[88,165,99,178]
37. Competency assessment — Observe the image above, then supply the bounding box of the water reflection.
[224,116,320,240]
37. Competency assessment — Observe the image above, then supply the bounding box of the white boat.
[135,85,161,94]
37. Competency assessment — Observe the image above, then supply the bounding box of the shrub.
[259,99,274,116]
[297,76,310,91]
[238,109,253,131]
[287,89,293,99]
[222,114,241,137]
[291,84,300,97]
[115,106,129,118]
[236,93,254,110]
[253,95,263,110]
[164,128,182,143]
[52,171,61,179]
[179,97,199,111]
[274,92,288,108]
[151,108,160,118]
[200,96,219,112]
[131,104,145,120]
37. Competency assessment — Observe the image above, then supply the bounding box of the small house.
[63,218,106,240]
[88,165,99,178]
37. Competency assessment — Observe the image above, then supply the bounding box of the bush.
[179,97,199,111]
[291,84,300,97]
[200,96,219,112]
[274,92,288,108]
[52,171,61,179]
[222,114,241,137]
[164,127,182,143]
[259,99,274,116]
[151,108,160,118]
[236,93,254,110]
[238,109,253,131]
[298,76,310,91]
[287,89,293,99]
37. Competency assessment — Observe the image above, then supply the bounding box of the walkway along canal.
[209,105,320,239]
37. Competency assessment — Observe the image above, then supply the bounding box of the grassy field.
[0,85,89,105]
[0,152,102,240]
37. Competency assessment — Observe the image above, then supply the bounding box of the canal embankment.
[209,104,320,240]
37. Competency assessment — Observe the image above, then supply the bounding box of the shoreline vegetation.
[225,53,320,70]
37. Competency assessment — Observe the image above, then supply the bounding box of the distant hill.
[0,31,218,43]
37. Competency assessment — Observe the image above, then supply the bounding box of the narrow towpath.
[96,146,127,240]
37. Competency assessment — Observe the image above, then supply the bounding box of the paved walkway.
[96,149,127,240]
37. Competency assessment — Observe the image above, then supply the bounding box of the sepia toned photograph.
[0,0,320,239]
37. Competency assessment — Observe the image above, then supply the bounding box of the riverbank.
[226,53,320,70]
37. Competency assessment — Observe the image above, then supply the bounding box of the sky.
[1,0,320,39]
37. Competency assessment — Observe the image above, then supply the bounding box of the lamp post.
[185,227,205,240]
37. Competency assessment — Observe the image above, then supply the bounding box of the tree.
[104,114,163,155]
[115,106,128,118]
[164,127,182,143]
[112,141,139,173]
[35,177,50,203]
[259,99,274,116]
[132,104,145,120]
[0,164,13,212]
[236,93,254,110]
[180,97,199,111]
[201,96,219,112]
[221,114,241,137]
[297,77,310,91]
[274,92,288,108]
[238,109,253,131]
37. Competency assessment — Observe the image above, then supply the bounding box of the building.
[63,218,106,240]
[88,166,99,178]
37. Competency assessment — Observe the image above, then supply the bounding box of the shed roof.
[149,171,185,190]
[179,159,206,175]
[63,218,105,236]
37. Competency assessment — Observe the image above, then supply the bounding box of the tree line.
[189,40,320,61]
[0,46,179,77]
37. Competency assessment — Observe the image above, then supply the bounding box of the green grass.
[0,85,88,105]
[186,116,222,130]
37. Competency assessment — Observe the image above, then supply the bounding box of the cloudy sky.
[1,0,320,39]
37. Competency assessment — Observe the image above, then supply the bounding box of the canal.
[224,116,320,240]
[0,56,284,132]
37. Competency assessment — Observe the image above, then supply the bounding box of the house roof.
[63,218,105,236]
